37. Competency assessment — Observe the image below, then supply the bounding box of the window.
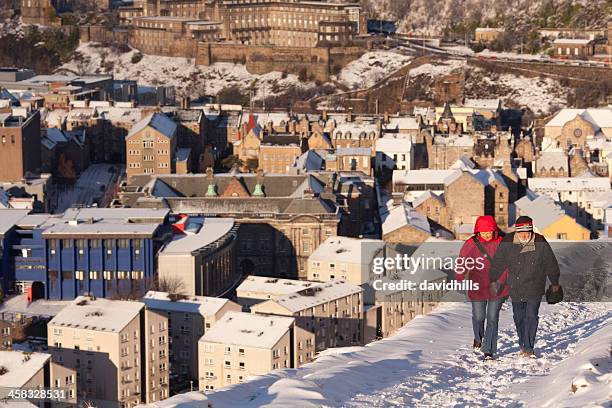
[239,362,245,370]
[62,239,73,248]
[205,358,214,366]
[90,239,101,248]
[89,271,98,280]
[117,239,129,249]
[204,344,214,353]
[224,360,231,368]
[224,346,231,355]
[103,270,113,280]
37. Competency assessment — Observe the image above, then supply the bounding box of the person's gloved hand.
[489,282,500,296]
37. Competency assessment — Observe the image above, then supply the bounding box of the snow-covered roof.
[412,191,444,208]
[393,169,464,186]
[433,134,474,147]
[475,27,504,32]
[98,107,143,123]
[127,112,177,140]
[514,194,568,230]
[310,236,386,264]
[160,218,234,254]
[463,98,501,110]
[0,351,51,387]
[449,156,476,170]
[552,38,592,45]
[199,312,294,349]
[375,136,412,152]
[237,276,318,299]
[536,150,568,170]
[293,150,323,171]
[545,108,612,130]
[470,169,508,189]
[381,202,431,236]
[385,116,419,131]
[332,122,379,138]
[0,209,30,236]
[257,280,362,314]
[256,112,291,126]
[336,147,371,156]
[49,296,144,333]
[142,291,234,317]
[528,177,610,192]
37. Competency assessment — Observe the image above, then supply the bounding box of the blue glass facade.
[8,209,170,300]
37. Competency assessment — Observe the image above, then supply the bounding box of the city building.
[514,193,591,240]
[47,296,169,407]
[0,350,77,404]
[157,217,239,297]
[250,279,364,350]
[125,112,178,180]
[375,135,413,171]
[0,209,30,293]
[236,275,319,308]
[198,312,314,391]
[142,291,241,391]
[119,171,347,278]
[552,38,595,58]
[0,108,41,182]
[474,27,504,43]
[543,108,612,151]
[11,208,170,300]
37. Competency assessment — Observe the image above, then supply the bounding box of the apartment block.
[0,350,77,406]
[142,290,241,391]
[198,312,314,391]
[0,108,41,182]
[250,279,364,351]
[126,112,177,180]
[47,296,169,407]
[236,275,319,309]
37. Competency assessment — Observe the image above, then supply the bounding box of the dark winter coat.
[489,232,560,301]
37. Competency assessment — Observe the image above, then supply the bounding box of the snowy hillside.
[364,0,610,36]
[140,301,611,408]
[58,44,411,100]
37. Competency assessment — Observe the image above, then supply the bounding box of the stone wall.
[196,42,366,83]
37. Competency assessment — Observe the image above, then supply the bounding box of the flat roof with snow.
[199,312,294,349]
[528,177,610,192]
[237,276,318,299]
[259,280,362,314]
[160,218,234,255]
[0,351,51,387]
[49,296,144,333]
[309,236,385,264]
[142,291,233,317]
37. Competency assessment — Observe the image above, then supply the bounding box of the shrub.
[131,53,143,64]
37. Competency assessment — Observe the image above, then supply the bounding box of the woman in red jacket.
[456,215,509,361]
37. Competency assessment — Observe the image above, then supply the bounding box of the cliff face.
[362,0,611,36]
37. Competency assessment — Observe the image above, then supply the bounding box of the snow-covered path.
[146,301,611,408]
[345,302,610,407]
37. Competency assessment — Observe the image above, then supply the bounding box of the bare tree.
[153,275,187,301]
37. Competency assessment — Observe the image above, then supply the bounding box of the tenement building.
[142,291,241,392]
[198,312,314,390]
[47,296,169,407]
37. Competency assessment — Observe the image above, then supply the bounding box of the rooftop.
[127,112,177,140]
[528,177,610,192]
[142,291,234,317]
[380,202,431,237]
[0,351,51,388]
[160,217,235,254]
[309,236,386,264]
[0,209,30,236]
[199,312,295,349]
[49,296,144,333]
[237,276,319,298]
[256,280,362,314]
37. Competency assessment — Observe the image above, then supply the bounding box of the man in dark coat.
[489,216,561,357]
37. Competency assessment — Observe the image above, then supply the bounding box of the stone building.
[552,38,595,58]
[474,27,504,43]
[543,108,612,151]
[125,112,178,180]
[118,171,345,278]
[123,0,366,48]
